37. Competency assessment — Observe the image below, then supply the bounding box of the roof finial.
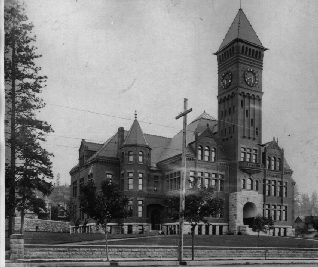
[240,0,242,9]
[134,110,137,119]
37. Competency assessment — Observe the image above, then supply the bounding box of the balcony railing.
[239,161,262,174]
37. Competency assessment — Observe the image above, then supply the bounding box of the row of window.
[267,157,281,171]
[241,45,262,59]
[197,146,216,162]
[241,178,259,191]
[166,172,181,191]
[264,204,287,221]
[265,180,287,197]
[189,171,225,191]
[127,199,143,218]
[121,151,148,164]
[220,125,235,137]
[241,147,258,163]
[220,106,235,118]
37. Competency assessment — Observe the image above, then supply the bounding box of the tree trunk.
[191,225,195,260]
[105,224,109,261]
[20,210,25,234]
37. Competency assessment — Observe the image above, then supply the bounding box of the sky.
[6,0,318,195]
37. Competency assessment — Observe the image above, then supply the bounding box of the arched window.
[277,158,281,171]
[267,157,271,169]
[204,146,210,161]
[198,146,203,160]
[273,157,277,170]
[211,148,216,162]
[138,151,144,163]
[271,157,275,170]
[242,179,246,189]
[247,178,253,190]
[255,180,259,191]
[128,151,134,162]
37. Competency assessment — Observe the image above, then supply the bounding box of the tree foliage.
[252,215,274,238]
[79,179,129,261]
[163,187,223,260]
[4,1,54,234]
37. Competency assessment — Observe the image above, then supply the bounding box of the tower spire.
[134,110,137,119]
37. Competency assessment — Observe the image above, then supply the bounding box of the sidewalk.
[5,258,318,267]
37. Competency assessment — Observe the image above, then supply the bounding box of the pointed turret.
[124,117,149,147]
[217,9,266,53]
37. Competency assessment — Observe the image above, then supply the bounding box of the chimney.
[118,127,125,151]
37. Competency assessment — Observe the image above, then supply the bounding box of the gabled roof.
[124,119,149,146]
[158,112,218,162]
[264,140,292,170]
[218,8,264,52]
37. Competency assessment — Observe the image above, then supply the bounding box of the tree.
[310,191,318,215]
[252,215,274,238]
[163,187,223,260]
[79,179,130,261]
[312,217,318,232]
[5,1,54,235]
[300,193,311,216]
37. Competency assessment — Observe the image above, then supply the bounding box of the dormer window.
[128,151,134,162]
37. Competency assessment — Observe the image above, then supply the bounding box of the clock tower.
[215,8,268,232]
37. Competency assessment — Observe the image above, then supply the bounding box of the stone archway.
[243,202,256,227]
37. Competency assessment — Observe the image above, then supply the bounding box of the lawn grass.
[6,231,318,249]
[100,235,318,248]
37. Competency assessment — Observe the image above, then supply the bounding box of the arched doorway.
[243,202,256,227]
[151,209,161,230]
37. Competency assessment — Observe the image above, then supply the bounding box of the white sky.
[16,0,318,195]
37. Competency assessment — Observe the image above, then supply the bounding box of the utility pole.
[9,12,17,236]
[175,98,192,262]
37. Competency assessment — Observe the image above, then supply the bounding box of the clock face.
[221,70,232,89]
[244,68,258,87]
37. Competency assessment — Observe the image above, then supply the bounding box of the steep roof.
[124,119,149,146]
[81,140,103,152]
[158,112,218,162]
[144,134,171,165]
[264,140,292,170]
[218,8,264,51]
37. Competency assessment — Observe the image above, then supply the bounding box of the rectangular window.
[246,148,251,162]
[79,178,84,195]
[138,173,143,190]
[189,171,195,188]
[73,181,77,198]
[266,204,270,218]
[251,119,254,126]
[266,180,270,196]
[138,200,143,218]
[127,200,133,217]
[252,149,257,163]
[220,179,224,192]
[241,100,244,108]
[272,205,276,220]
[284,182,287,197]
[278,181,283,197]
[154,175,159,191]
[106,173,112,183]
[283,206,287,221]
[246,110,249,117]
[256,128,259,136]
[128,178,133,190]
[241,147,246,161]
[272,180,276,196]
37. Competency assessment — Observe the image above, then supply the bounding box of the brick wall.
[23,245,318,259]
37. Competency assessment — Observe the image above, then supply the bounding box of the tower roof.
[124,119,149,146]
[218,8,264,52]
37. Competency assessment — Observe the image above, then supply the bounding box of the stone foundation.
[10,234,24,260]
[6,217,70,233]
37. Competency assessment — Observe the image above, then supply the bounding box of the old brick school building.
[70,9,295,236]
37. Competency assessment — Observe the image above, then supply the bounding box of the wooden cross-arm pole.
[175,98,192,262]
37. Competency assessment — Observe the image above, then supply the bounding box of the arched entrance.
[243,202,256,227]
[151,209,161,230]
